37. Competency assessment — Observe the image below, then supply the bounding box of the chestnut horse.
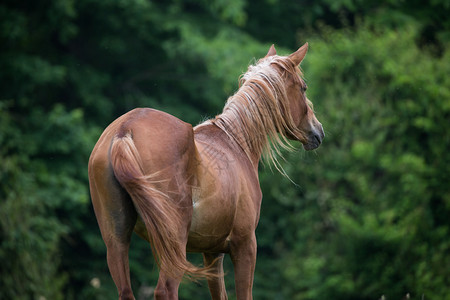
[88,43,324,300]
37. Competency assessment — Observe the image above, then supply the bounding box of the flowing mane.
[208,55,307,170]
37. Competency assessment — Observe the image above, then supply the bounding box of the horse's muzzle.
[303,125,324,150]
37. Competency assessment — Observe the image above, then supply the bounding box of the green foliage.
[1,0,449,299]
[0,103,68,299]
[259,23,450,300]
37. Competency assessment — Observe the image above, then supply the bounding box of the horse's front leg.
[230,233,257,300]
[203,253,228,300]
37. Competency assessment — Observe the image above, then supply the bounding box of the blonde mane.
[210,55,306,173]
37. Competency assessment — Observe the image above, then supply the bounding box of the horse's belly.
[186,191,236,253]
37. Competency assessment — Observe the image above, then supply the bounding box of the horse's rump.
[107,108,213,279]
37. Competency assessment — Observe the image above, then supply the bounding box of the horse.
[88,43,324,300]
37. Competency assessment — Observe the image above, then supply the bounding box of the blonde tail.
[110,132,215,279]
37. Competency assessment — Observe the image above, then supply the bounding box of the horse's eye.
[301,85,307,93]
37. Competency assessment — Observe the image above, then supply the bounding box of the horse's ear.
[289,42,308,65]
[265,44,277,57]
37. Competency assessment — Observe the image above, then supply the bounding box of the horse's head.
[265,44,324,151]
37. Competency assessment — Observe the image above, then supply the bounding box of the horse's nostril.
[314,134,321,145]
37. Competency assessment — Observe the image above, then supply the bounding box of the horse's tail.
[109,131,213,280]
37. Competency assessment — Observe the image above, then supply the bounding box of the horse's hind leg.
[154,271,183,300]
[90,176,137,300]
[203,253,228,300]
[153,236,186,300]
[153,213,190,300]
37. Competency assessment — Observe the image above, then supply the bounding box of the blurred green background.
[1,0,449,299]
